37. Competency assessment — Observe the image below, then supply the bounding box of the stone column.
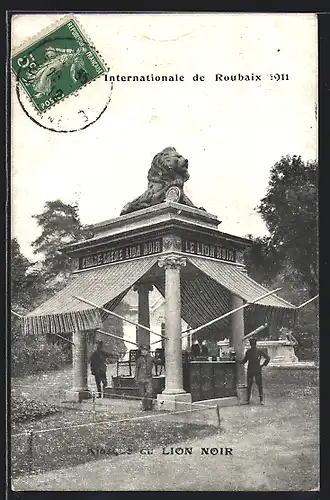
[231,294,246,402]
[134,283,153,347]
[161,322,166,351]
[157,255,192,410]
[65,330,90,402]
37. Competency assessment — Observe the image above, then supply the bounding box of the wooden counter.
[111,360,236,402]
[183,360,237,402]
[109,375,165,399]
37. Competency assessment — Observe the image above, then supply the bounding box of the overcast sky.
[11,13,317,260]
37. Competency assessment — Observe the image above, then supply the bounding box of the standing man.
[191,336,209,359]
[240,338,270,405]
[205,335,219,360]
[90,341,109,398]
[135,345,158,411]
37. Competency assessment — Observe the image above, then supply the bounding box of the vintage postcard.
[9,12,318,492]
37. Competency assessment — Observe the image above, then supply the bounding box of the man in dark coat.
[90,341,109,398]
[191,336,209,359]
[240,338,270,404]
[205,335,219,360]
[135,345,159,411]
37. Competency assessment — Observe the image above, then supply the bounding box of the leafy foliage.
[244,155,318,359]
[11,238,71,376]
[11,238,45,313]
[31,199,93,282]
[256,155,318,297]
[11,395,59,423]
[11,333,70,377]
[243,235,284,286]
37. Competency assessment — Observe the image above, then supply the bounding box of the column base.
[162,387,189,395]
[157,392,192,411]
[65,389,91,403]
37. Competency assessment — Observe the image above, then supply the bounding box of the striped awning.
[22,257,158,335]
[188,256,294,309]
[188,257,296,334]
[156,256,295,339]
[155,274,232,339]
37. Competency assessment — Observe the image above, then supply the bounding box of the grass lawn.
[11,364,216,477]
[12,412,216,477]
[11,364,319,490]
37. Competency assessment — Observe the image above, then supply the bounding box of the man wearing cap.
[90,341,110,398]
[134,345,159,411]
[240,338,270,405]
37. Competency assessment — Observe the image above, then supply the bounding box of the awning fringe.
[21,257,158,336]
[22,308,102,336]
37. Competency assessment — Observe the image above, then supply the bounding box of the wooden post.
[216,404,222,432]
[26,431,34,474]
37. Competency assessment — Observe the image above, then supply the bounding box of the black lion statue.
[120,147,202,215]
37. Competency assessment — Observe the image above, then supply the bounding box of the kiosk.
[21,147,296,409]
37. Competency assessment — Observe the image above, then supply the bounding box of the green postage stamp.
[12,15,107,113]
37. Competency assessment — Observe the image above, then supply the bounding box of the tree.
[11,239,69,375]
[256,155,318,297]
[11,238,44,313]
[243,155,318,359]
[31,200,93,284]
[12,201,94,375]
[243,235,284,286]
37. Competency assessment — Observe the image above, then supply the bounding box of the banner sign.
[182,238,236,262]
[79,238,162,269]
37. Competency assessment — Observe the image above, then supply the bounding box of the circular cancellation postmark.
[11,15,113,133]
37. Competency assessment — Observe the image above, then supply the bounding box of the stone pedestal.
[157,255,192,409]
[65,330,90,402]
[231,294,245,386]
[257,340,299,364]
[134,283,153,347]
[218,339,299,365]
